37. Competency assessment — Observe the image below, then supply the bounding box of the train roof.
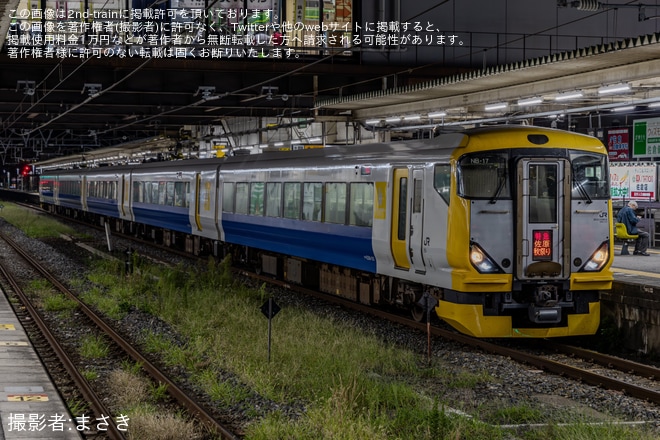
[41,125,603,176]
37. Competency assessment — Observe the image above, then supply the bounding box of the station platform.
[0,291,81,439]
[612,245,660,284]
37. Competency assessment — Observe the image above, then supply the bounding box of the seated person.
[616,201,650,256]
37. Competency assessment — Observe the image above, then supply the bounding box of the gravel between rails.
[2,215,660,438]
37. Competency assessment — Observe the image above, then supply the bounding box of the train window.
[235,183,249,214]
[283,182,301,219]
[434,164,451,205]
[149,182,158,204]
[303,183,322,221]
[157,182,167,205]
[349,183,373,227]
[413,179,422,213]
[398,177,407,240]
[222,183,235,212]
[61,180,81,196]
[266,183,282,217]
[143,182,150,203]
[528,164,557,223]
[570,153,609,200]
[132,182,142,202]
[165,182,175,206]
[457,153,510,200]
[325,183,347,224]
[250,182,265,215]
[174,182,187,207]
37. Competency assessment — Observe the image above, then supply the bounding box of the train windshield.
[457,152,510,200]
[570,152,609,201]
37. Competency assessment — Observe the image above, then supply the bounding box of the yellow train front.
[432,126,612,337]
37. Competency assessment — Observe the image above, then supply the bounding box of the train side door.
[391,168,410,270]
[409,168,426,273]
[81,176,87,211]
[120,174,133,221]
[517,159,569,279]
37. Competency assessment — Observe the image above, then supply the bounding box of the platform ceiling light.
[517,96,543,106]
[428,111,447,118]
[365,119,382,125]
[385,116,402,123]
[613,105,635,112]
[648,102,660,108]
[403,114,421,121]
[598,83,631,95]
[555,90,583,101]
[485,102,508,111]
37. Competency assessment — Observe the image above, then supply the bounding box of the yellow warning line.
[612,267,660,279]
[7,394,49,402]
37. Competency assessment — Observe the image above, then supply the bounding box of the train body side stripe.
[132,204,192,234]
[87,198,120,218]
[222,214,376,273]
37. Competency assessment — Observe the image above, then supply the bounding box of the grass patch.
[67,398,89,417]
[42,294,77,313]
[79,334,110,359]
[486,402,544,425]
[24,279,78,315]
[80,369,98,381]
[0,202,78,238]
[106,367,205,440]
[82,257,660,440]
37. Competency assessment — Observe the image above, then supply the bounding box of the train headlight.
[469,242,504,273]
[580,241,610,272]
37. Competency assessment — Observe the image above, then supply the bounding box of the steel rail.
[0,230,238,440]
[0,239,126,440]
[541,340,660,380]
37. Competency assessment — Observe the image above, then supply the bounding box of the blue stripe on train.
[222,214,376,273]
[58,194,82,209]
[87,197,120,218]
[132,203,192,234]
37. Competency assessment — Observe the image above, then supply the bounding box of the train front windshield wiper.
[573,179,593,204]
[489,176,506,204]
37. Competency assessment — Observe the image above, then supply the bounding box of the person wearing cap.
[616,200,650,256]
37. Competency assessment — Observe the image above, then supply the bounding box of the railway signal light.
[20,164,31,177]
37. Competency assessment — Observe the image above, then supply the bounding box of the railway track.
[13,200,660,425]
[244,270,660,406]
[32,202,660,410]
[0,229,238,440]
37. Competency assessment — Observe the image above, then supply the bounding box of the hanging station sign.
[633,117,660,159]
[607,128,630,161]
